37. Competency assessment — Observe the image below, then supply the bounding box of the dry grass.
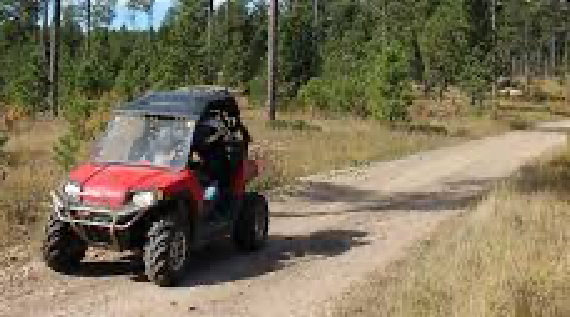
[530,79,568,102]
[0,120,65,255]
[243,109,464,191]
[0,109,468,254]
[332,148,570,317]
[0,102,560,259]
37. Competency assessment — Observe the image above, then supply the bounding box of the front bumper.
[50,191,147,230]
[51,191,153,250]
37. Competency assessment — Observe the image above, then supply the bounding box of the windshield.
[91,115,195,169]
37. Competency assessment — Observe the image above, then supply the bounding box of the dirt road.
[1,129,567,317]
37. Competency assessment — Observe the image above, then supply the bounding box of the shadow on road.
[273,177,500,218]
[68,229,369,287]
[178,229,368,288]
[72,254,143,278]
[67,174,504,285]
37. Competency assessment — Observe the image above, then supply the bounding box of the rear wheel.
[232,193,269,252]
[143,216,189,287]
[42,216,87,273]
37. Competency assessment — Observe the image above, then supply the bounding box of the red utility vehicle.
[43,87,269,286]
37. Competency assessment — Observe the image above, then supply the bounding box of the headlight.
[132,191,162,207]
[62,182,81,203]
[64,183,81,196]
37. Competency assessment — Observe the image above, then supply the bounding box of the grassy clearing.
[0,121,66,253]
[243,109,466,191]
[0,100,561,261]
[332,147,570,317]
[0,108,473,256]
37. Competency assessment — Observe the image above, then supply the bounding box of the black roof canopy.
[114,87,238,118]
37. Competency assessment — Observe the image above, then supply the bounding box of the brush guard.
[50,191,147,250]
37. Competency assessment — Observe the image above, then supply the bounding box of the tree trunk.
[313,0,318,32]
[268,0,278,121]
[312,0,318,76]
[43,0,50,107]
[524,18,529,89]
[381,0,387,45]
[564,19,569,107]
[564,20,570,107]
[543,52,549,79]
[148,6,154,38]
[86,0,91,51]
[34,0,41,43]
[207,0,214,84]
[537,48,542,78]
[49,0,61,117]
[564,26,568,78]
[491,0,497,115]
[551,33,556,77]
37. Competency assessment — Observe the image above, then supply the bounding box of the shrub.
[53,131,81,172]
[297,44,412,121]
[75,56,113,99]
[459,47,493,109]
[115,50,151,100]
[53,96,109,171]
[5,46,48,113]
[246,75,268,107]
[297,77,367,115]
[363,45,413,121]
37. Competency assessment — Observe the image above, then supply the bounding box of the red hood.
[69,164,185,208]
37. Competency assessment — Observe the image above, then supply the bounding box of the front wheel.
[143,216,189,287]
[232,193,269,252]
[42,216,87,273]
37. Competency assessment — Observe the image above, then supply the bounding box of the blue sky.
[113,0,225,29]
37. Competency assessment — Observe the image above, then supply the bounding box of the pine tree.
[155,0,209,87]
[418,0,471,99]
[6,45,48,112]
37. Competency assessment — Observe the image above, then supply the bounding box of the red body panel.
[68,159,261,210]
[231,159,260,195]
[69,164,204,209]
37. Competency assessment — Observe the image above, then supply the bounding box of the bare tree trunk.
[564,19,570,107]
[268,0,278,121]
[537,48,542,78]
[313,0,318,31]
[312,0,319,76]
[564,26,568,78]
[511,55,516,79]
[544,53,549,79]
[43,0,50,107]
[34,0,41,43]
[524,18,529,89]
[148,5,154,36]
[551,33,556,77]
[49,0,61,117]
[381,0,387,45]
[491,0,497,116]
[535,49,539,79]
[562,18,569,107]
[86,0,91,52]
[207,0,214,84]
[107,2,114,52]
